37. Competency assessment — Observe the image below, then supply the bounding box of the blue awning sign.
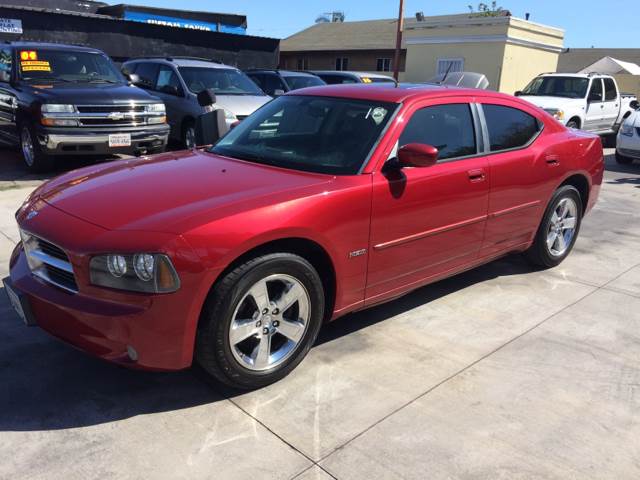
[123,11,245,34]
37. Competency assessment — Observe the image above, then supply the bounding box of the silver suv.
[122,57,271,148]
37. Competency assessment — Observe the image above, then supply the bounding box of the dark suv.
[246,70,325,96]
[0,42,169,171]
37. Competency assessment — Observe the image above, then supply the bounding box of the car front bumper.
[36,124,170,156]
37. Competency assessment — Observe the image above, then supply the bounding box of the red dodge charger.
[4,85,604,389]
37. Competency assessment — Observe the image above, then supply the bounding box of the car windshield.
[522,76,590,99]
[18,49,124,84]
[179,67,265,96]
[211,95,397,175]
[283,75,325,91]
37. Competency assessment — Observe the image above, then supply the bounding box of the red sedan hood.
[37,150,333,233]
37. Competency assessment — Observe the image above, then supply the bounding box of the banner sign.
[0,18,23,34]
[123,11,245,34]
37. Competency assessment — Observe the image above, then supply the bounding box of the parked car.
[246,69,326,96]
[516,73,638,137]
[122,57,271,148]
[616,104,640,164]
[311,71,397,85]
[0,42,169,171]
[4,84,603,389]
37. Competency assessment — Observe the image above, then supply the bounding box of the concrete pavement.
[0,147,639,479]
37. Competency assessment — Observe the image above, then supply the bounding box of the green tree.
[468,2,506,17]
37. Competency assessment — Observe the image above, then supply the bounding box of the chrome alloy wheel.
[546,197,578,257]
[21,127,35,167]
[229,274,311,371]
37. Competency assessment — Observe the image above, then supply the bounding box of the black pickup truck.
[0,42,169,171]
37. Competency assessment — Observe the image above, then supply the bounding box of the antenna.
[441,61,454,84]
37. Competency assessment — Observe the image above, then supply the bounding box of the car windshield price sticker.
[0,18,22,34]
[19,51,52,72]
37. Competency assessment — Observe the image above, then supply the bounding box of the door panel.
[366,100,489,302]
[585,79,604,131]
[601,77,620,130]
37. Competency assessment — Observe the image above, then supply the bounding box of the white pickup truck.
[516,73,639,137]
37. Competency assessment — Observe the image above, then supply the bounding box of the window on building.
[436,58,464,76]
[335,57,349,71]
[377,58,392,72]
[399,104,477,161]
[296,58,309,71]
[603,78,617,102]
[482,104,542,152]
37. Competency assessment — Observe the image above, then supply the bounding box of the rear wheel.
[20,123,54,172]
[525,185,582,268]
[196,253,325,390]
[616,151,633,165]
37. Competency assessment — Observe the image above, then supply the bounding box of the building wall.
[279,49,405,73]
[500,43,560,94]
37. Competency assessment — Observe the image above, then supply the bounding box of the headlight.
[620,123,634,137]
[90,253,180,293]
[544,108,565,122]
[41,104,76,113]
[223,109,238,120]
[145,103,166,113]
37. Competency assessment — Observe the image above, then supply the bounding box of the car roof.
[539,73,609,78]
[288,83,514,104]
[125,58,236,70]
[249,70,318,78]
[312,71,394,80]
[6,42,104,53]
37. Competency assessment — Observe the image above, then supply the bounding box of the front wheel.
[196,253,325,390]
[20,123,54,172]
[182,121,196,149]
[525,185,582,268]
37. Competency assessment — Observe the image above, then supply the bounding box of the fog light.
[127,345,138,362]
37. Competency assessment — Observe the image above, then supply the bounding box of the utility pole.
[392,0,405,82]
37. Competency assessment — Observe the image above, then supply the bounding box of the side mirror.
[160,84,181,96]
[273,89,285,97]
[514,90,523,97]
[197,88,216,107]
[0,70,10,83]
[398,143,438,168]
[631,100,640,110]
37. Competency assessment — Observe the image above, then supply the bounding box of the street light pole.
[392,0,405,82]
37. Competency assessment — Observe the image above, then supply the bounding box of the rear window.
[603,78,617,101]
[483,105,541,152]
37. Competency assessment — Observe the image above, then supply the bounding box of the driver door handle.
[468,169,486,183]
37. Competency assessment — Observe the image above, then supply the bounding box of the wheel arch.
[559,173,590,214]
[204,237,337,323]
[567,116,582,128]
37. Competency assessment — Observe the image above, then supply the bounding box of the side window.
[588,79,604,102]
[399,104,477,161]
[248,73,264,90]
[603,78,617,102]
[0,48,12,79]
[135,62,159,90]
[155,66,182,95]
[263,74,286,95]
[483,104,541,152]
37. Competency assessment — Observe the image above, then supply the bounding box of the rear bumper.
[35,125,169,156]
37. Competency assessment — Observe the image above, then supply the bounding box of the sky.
[123,0,635,48]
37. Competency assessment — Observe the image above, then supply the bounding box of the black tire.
[196,253,325,390]
[525,185,583,268]
[182,120,196,149]
[566,119,580,129]
[616,151,633,165]
[602,134,617,149]
[19,122,54,172]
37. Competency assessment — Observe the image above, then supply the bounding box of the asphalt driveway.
[0,147,639,479]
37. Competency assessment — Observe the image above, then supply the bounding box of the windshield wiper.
[87,78,119,84]
[24,76,72,83]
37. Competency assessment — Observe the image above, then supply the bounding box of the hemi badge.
[349,249,367,258]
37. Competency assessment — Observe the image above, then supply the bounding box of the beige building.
[403,14,564,93]
[280,12,564,94]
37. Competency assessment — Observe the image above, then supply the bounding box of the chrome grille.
[42,103,164,128]
[20,230,78,293]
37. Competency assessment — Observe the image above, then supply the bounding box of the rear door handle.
[468,169,486,182]
[546,155,560,166]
